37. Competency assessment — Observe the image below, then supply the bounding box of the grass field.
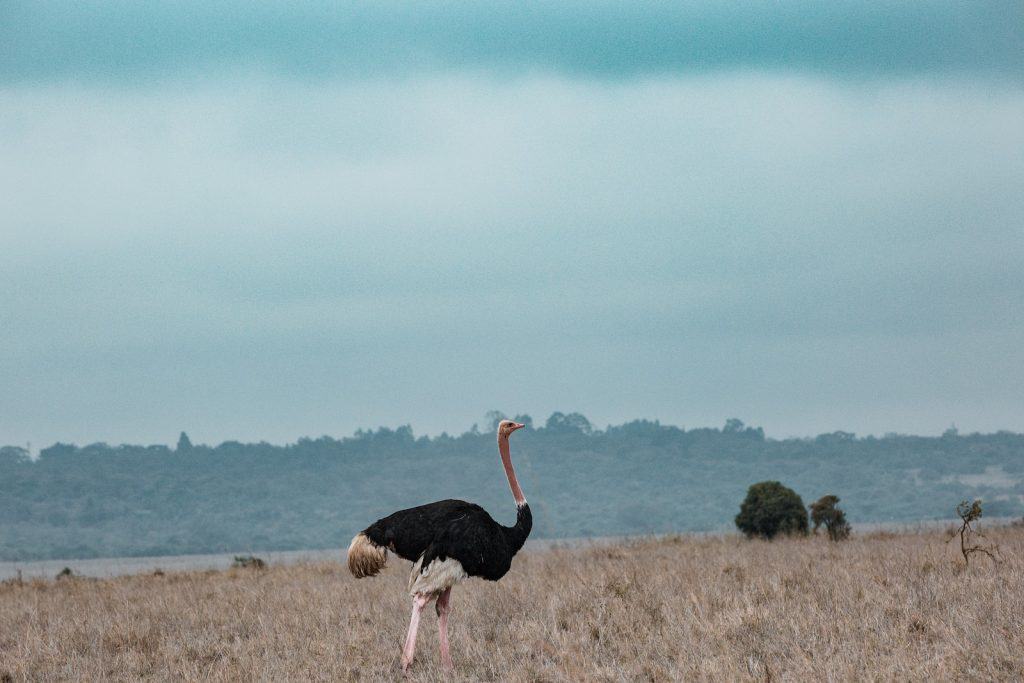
[2,526,1022,681]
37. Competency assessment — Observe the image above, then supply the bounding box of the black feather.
[363,499,532,582]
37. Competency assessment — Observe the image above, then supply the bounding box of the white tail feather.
[347,533,388,578]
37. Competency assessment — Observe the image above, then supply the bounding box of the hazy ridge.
[2,414,1022,561]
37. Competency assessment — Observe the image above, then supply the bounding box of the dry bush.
[231,556,267,570]
[1,527,1022,681]
[809,495,851,541]
[948,500,998,566]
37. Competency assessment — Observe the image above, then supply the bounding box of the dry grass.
[2,527,1023,682]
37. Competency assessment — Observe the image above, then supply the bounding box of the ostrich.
[346,419,532,672]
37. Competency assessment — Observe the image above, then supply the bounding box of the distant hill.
[2,413,1022,561]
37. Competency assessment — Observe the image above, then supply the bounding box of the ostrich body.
[347,420,531,672]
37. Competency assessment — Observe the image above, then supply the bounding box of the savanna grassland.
[2,527,1022,682]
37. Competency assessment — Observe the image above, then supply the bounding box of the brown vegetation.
[2,527,1023,681]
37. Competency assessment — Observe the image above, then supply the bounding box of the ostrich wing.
[414,508,515,583]
[364,499,487,562]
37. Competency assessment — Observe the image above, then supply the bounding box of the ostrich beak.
[512,422,526,431]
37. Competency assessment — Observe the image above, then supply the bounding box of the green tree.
[545,412,592,434]
[176,432,193,453]
[735,481,809,539]
[0,445,30,464]
[724,418,745,433]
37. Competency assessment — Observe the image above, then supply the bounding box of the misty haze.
[2,2,1023,680]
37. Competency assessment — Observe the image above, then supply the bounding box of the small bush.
[232,555,266,570]
[810,494,852,541]
[56,567,74,580]
[735,481,808,539]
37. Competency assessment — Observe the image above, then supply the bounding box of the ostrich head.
[497,420,526,439]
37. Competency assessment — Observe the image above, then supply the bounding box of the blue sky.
[1,2,1023,447]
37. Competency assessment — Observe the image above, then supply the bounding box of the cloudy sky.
[2,2,1022,448]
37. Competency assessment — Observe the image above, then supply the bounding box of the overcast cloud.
[1,3,1022,447]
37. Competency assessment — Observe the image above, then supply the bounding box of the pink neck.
[498,434,526,507]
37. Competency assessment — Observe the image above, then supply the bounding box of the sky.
[2,2,1023,448]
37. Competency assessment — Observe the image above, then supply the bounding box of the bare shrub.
[948,499,998,567]
[231,555,267,570]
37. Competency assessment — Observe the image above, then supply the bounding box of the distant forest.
[2,412,1023,561]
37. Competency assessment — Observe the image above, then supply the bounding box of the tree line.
[1,414,1022,561]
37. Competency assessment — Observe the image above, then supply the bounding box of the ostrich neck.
[498,435,526,507]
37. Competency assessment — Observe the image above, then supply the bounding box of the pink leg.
[436,587,453,670]
[401,593,431,672]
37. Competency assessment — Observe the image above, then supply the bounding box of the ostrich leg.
[401,593,431,672]
[436,587,453,669]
